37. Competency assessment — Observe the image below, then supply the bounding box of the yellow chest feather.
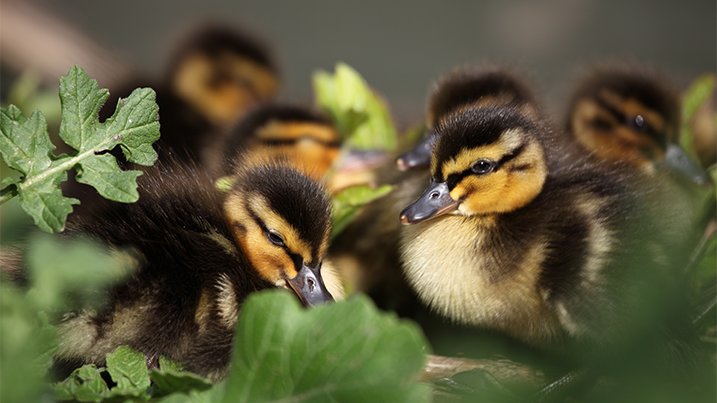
[399,215,563,346]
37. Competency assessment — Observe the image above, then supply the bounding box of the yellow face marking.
[437,129,546,215]
[572,90,668,168]
[173,51,279,128]
[224,190,316,284]
[251,121,341,177]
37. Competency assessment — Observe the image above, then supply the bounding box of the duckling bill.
[53,160,342,382]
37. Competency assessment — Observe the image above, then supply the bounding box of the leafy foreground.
[0,66,160,233]
[51,291,431,403]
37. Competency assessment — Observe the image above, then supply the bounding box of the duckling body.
[54,160,342,382]
[399,104,698,363]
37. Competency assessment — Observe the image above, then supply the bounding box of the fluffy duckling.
[565,61,710,186]
[396,63,539,171]
[398,103,704,394]
[53,159,343,382]
[99,24,279,166]
[331,64,541,310]
[221,104,341,177]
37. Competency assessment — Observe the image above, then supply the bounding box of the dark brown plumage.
[53,159,342,382]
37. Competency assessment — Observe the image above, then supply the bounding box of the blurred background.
[2,0,715,124]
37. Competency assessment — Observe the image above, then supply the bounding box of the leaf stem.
[0,184,18,205]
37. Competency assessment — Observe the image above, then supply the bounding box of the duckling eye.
[471,160,495,175]
[267,231,285,247]
[627,115,649,133]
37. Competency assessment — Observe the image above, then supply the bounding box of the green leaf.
[26,232,136,311]
[159,355,186,373]
[331,184,393,240]
[106,345,151,392]
[1,283,54,403]
[54,365,110,402]
[222,290,431,403]
[150,369,213,398]
[313,63,397,152]
[0,66,160,233]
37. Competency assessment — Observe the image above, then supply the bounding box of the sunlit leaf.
[0,66,160,232]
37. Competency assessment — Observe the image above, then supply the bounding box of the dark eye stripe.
[442,143,526,191]
[593,96,665,147]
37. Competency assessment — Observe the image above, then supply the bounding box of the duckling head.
[401,106,548,224]
[567,61,709,185]
[168,25,280,129]
[223,163,334,306]
[397,63,539,171]
[223,104,341,178]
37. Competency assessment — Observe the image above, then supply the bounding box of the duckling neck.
[399,213,565,347]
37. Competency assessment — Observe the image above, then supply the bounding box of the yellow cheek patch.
[247,194,316,266]
[440,128,526,180]
[448,140,546,215]
[243,225,297,283]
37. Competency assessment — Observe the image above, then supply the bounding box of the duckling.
[396,62,539,171]
[220,103,341,178]
[564,60,710,186]
[332,64,542,307]
[398,103,705,396]
[52,158,343,382]
[98,23,279,167]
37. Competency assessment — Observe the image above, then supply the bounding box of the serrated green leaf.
[16,169,78,232]
[75,153,142,202]
[106,345,151,392]
[58,66,111,150]
[0,66,160,233]
[331,184,393,240]
[223,291,431,403]
[101,87,161,166]
[0,106,54,174]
